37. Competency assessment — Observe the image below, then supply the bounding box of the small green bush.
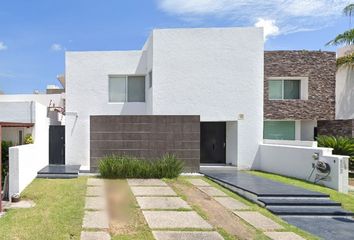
[98,154,184,179]
[1,141,13,182]
[316,135,354,171]
[24,134,34,144]
[317,135,354,157]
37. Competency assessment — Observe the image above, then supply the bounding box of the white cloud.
[0,41,8,51]
[51,43,63,51]
[156,0,348,36]
[255,18,279,41]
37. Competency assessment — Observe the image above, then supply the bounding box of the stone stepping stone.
[85,197,107,210]
[3,200,35,209]
[188,179,210,186]
[233,211,283,231]
[127,179,167,186]
[87,178,104,186]
[214,197,249,210]
[80,231,111,240]
[136,197,191,209]
[153,231,224,240]
[142,211,212,229]
[86,186,105,196]
[264,232,305,240]
[198,186,227,197]
[82,211,109,229]
[131,186,177,196]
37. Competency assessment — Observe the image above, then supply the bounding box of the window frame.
[267,77,309,101]
[268,79,301,100]
[108,75,146,103]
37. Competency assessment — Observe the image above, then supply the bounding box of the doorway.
[49,126,65,165]
[200,122,226,164]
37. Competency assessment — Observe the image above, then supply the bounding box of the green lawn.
[0,177,87,240]
[248,171,354,213]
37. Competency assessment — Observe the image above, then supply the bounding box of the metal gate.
[49,125,65,165]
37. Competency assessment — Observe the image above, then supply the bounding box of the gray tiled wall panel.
[90,115,200,172]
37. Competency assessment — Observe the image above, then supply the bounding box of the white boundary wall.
[259,143,349,193]
[8,102,49,198]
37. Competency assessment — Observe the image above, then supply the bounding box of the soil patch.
[105,180,148,236]
[169,181,257,240]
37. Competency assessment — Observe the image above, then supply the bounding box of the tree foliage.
[326,28,354,46]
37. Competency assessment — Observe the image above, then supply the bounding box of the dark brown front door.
[200,122,226,164]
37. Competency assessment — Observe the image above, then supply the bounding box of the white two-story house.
[64,27,264,172]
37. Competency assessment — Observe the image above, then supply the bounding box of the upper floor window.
[109,75,145,102]
[269,79,300,100]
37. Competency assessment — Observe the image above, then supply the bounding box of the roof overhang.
[0,122,34,127]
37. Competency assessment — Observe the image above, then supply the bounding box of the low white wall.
[8,102,49,198]
[0,102,35,123]
[9,144,47,197]
[263,139,317,147]
[259,143,349,193]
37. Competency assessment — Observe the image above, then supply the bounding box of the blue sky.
[0,0,352,94]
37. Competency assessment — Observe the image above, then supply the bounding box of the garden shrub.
[1,141,12,182]
[24,134,34,144]
[316,135,354,171]
[98,154,184,179]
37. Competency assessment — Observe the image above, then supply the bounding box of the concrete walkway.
[128,179,224,240]
[81,178,111,240]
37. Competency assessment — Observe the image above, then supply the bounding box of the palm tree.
[344,4,354,28]
[327,4,354,67]
[326,28,354,46]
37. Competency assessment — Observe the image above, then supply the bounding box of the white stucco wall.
[65,27,264,169]
[0,93,63,107]
[143,35,154,114]
[336,45,354,119]
[300,120,316,141]
[226,121,238,165]
[259,143,349,193]
[0,102,35,123]
[151,27,264,168]
[0,94,65,125]
[65,51,148,167]
[9,102,49,197]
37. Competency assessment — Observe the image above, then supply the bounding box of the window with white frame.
[269,79,301,100]
[109,75,145,102]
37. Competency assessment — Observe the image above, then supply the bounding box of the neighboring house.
[264,51,336,141]
[0,90,65,197]
[65,27,264,172]
[316,46,354,137]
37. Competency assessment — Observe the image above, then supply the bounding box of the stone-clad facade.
[264,51,336,120]
[317,120,354,138]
